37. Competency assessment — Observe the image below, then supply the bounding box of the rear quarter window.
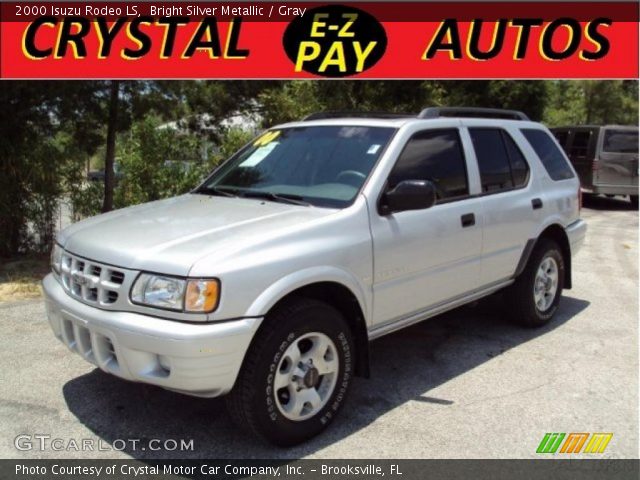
[603,130,639,153]
[521,129,575,181]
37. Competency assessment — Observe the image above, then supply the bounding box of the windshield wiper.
[196,186,239,197]
[239,190,311,206]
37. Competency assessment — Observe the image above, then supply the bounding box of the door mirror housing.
[381,180,437,215]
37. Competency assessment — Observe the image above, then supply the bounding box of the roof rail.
[418,107,529,121]
[303,111,414,121]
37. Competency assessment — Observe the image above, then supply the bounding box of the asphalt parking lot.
[1,196,637,460]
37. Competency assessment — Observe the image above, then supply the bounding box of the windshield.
[198,125,396,208]
[603,129,638,153]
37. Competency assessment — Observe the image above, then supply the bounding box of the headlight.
[131,274,219,313]
[131,274,186,310]
[50,244,63,274]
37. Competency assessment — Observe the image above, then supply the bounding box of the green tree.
[436,81,547,120]
[257,81,548,123]
[114,115,205,207]
[1,82,68,256]
[544,81,638,126]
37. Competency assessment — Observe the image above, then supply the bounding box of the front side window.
[387,129,468,202]
[603,129,639,153]
[198,126,396,208]
[521,128,575,181]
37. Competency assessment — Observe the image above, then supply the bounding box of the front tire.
[508,238,565,327]
[630,195,638,209]
[226,298,354,446]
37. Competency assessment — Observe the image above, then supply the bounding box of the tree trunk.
[102,80,120,213]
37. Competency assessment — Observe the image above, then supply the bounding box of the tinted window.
[603,129,639,153]
[470,129,513,192]
[570,131,592,158]
[503,132,530,187]
[521,129,575,181]
[388,129,468,202]
[553,130,569,148]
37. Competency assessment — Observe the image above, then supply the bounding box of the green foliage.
[258,81,447,124]
[259,82,322,125]
[1,82,66,255]
[69,182,104,220]
[544,81,639,126]
[114,116,206,207]
[211,128,256,164]
[20,139,64,252]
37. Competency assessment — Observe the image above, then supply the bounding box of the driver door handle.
[461,213,475,228]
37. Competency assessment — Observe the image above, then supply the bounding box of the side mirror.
[381,180,437,214]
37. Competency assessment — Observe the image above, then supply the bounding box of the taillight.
[592,159,599,171]
[578,186,583,213]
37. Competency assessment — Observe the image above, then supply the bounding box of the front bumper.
[566,218,587,256]
[43,274,262,397]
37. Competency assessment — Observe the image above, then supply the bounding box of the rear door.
[464,124,541,285]
[595,127,639,187]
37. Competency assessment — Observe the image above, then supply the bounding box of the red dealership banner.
[1,1,638,79]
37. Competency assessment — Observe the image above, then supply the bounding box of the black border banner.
[3,459,640,480]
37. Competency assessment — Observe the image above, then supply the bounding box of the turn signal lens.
[185,280,220,313]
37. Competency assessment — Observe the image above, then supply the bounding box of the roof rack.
[302,111,414,121]
[418,107,529,121]
[302,107,530,122]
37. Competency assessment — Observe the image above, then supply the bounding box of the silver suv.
[44,107,586,445]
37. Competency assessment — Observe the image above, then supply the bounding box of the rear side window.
[503,133,530,187]
[470,128,530,193]
[388,129,468,202]
[603,129,639,153]
[569,131,592,158]
[521,129,575,181]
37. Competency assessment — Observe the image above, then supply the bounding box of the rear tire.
[508,238,565,328]
[226,298,354,446]
[630,195,638,209]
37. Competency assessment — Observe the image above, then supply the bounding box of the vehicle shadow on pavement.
[62,295,589,460]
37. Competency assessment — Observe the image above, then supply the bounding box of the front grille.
[59,252,127,308]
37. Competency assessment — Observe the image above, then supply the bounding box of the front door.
[368,128,483,327]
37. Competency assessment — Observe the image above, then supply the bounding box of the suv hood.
[59,194,336,276]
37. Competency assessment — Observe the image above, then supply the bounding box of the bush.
[114,116,206,208]
[111,118,256,210]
